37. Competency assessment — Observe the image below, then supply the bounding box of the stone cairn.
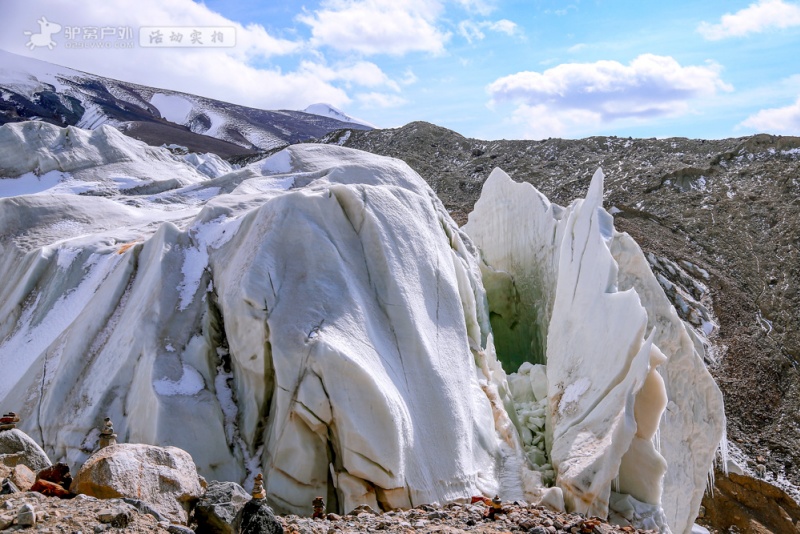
[0,412,19,431]
[98,417,117,448]
[486,495,503,520]
[252,473,266,500]
[312,496,325,519]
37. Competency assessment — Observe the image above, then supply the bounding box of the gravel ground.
[0,492,649,534]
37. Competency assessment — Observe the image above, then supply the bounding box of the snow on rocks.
[464,168,725,533]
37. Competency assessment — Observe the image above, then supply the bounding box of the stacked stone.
[99,418,117,448]
[312,497,325,519]
[0,413,19,432]
[251,473,265,500]
[486,495,503,520]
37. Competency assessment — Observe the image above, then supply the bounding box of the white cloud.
[545,5,578,16]
[299,60,401,91]
[400,68,418,86]
[740,97,800,133]
[356,92,407,108]
[698,0,800,40]
[454,0,496,16]
[567,43,586,53]
[2,0,364,110]
[508,104,601,140]
[458,21,485,42]
[487,19,518,36]
[487,54,732,125]
[298,0,450,55]
[458,19,519,43]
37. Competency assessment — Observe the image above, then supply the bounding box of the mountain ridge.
[0,50,372,157]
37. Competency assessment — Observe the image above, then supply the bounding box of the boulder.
[195,480,250,534]
[233,500,284,534]
[31,478,71,498]
[70,443,203,524]
[9,464,35,491]
[36,462,72,489]
[0,429,52,471]
[700,469,800,534]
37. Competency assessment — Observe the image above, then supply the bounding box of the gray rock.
[0,478,19,494]
[195,480,250,534]
[122,498,168,523]
[97,507,133,528]
[168,526,196,534]
[234,499,284,534]
[0,429,52,471]
[17,503,36,527]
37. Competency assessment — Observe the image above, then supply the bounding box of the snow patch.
[153,364,205,396]
[56,247,81,270]
[0,170,70,197]
[176,215,243,311]
[150,93,194,124]
[261,150,292,174]
[303,103,375,128]
[559,378,590,413]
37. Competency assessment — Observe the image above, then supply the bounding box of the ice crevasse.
[463,168,725,533]
[0,121,724,533]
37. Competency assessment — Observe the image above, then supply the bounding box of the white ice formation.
[463,169,726,534]
[0,121,724,533]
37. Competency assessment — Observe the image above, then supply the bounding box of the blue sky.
[3,0,800,139]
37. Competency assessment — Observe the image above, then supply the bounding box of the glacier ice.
[0,121,535,515]
[0,120,724,532]
[464,168,725,534]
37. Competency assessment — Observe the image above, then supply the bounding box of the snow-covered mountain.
[304,103,375,128]
[0,119,724,532]
[0,50,371,157]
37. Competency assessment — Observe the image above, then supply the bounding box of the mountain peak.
[303,103,375,128]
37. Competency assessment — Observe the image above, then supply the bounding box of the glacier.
[463,169,725,533]
[0,121,724,532]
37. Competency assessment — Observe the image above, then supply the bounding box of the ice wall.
[464,168,725,533]
[0,121,535,515]
[0,121,724,530]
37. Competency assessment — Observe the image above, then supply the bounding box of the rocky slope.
[316,122,800,494]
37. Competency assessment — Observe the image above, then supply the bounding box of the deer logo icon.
[24,17,62,50]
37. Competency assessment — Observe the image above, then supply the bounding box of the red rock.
[36,462,72,489]
[31,479,71,498]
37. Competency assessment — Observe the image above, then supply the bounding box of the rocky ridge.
[315,123,800,497]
